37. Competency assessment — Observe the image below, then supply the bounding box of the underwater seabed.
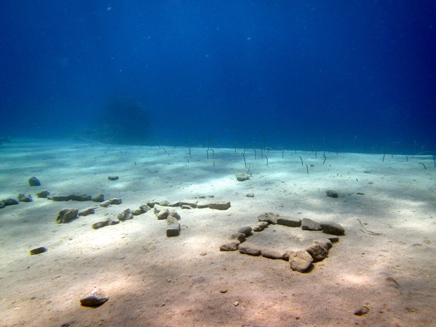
[1,139,436,326]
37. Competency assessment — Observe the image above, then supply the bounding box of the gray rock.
[180,200,198,208]
[36,191,50,198]
[168,210,181,220]
[320,222,345,235]
[117,209,133,221]
[78,208,95,216]
[288,250,313,272]
[2,198,19,206]
[166,222,181,237]
[70,193,92,201]
[159,200,170,206]
[139,204,150,213]
[258,212,279,224]
[252,221,269,232]
[80,289,109,307]
[277,217,301,227]
[326,189,339,198]
[109,198,122,205]
[146,200,159,208]
[197,201,209,208]
[99,200,111,207]
[132,208,144,215]
[51,194,71,201]
[18,194,33,202]
[166,215,179,225]
[156,208,169,220]
[314,238,333,250]
[236,173,250,181]
[305,243,329,262]
[28,176,41,186]
[208,201,231,210]
[92,220,110,229]
[246,193,255,197]
[239,242,261,256]
[302,218,322,231]
[327,236,340,243]
[0,201,5,209]
[237,226,252,237]
[29,247,47,255]
[229,232,246,243]
[108,176,119,181]
[220,241,240,251]
[91,193,105,202]
[261,248,285,260]
[56,208,79,223]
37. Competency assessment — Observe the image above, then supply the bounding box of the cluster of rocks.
[150,199,231,211]
[220,212,345,273]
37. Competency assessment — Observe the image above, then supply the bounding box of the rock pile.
[220,212,345,273]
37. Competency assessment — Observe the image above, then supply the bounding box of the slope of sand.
[0,139,435,327]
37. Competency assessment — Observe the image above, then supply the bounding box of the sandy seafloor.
[1,139,435,327]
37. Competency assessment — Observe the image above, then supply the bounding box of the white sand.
[0,139,435,326]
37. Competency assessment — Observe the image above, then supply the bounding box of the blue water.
[1,1,435,153]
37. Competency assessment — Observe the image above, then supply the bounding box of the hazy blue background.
[1,1,435,153]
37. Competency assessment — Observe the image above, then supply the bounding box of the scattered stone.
[28,176,41,186]
[18,194,33,202]
[80,289,109,307]
[239,242,261,256]
[236,173,250,181]
[302,218,322,231]
[237,226,252,237]
[180,200,198,208]
[166,215,179,225]
[305,243,329,262]
[326,190,339,198]
[197,201,209,208]
[78,208,95,217]
[328,236,340,243]
[258,212,279,224]
[166,222,181,237]
[159,200,170,206]
[208,201,231,210]
[132,208,143,215]
[56,208,79,224]
[314,238,333,250]
[277,217,301,227]
[168,210,181,220]
[51,194,71,201]
[354,306,370,316]
[139,204,151,213]
[146,200,159,208]
[261,248,285,260]
[246,193,254,198]
[181,205,192,209]
[2,198,19,206]
[99,200,111,208]
[91,193,105,202]
[156,208,169,220]
[230,232,246,243]
[109,198,122,205]
[288,250,313,273]
[107,219,119,226]
[70,193,92,201]
[36,191,50,198]
[29,247,47,255]
[92,220,109,229]
[219,241,240,251]
[108,176,119,181]
[320,222,345,236]
[117,209,133,221]
[0,202,4,209]
[252,221,269,232]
